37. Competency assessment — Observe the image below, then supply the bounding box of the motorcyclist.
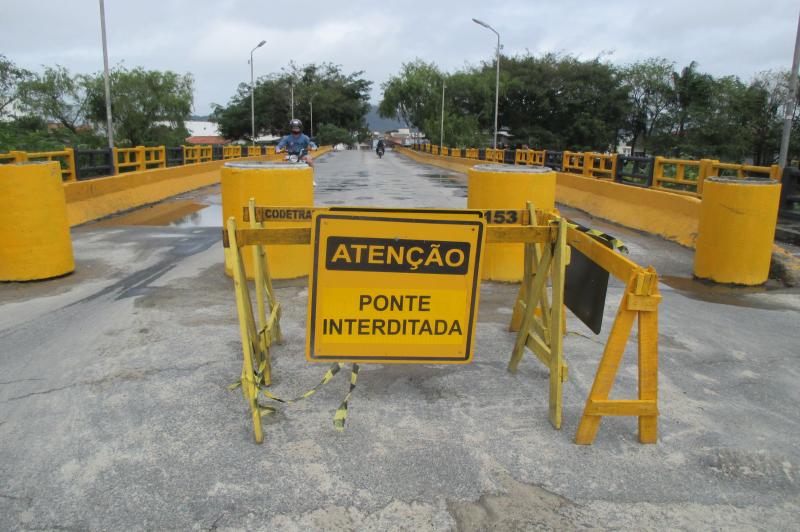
[376,138,385,157]
[275,119,317,167]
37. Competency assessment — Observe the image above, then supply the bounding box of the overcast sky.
[2,0,798,115]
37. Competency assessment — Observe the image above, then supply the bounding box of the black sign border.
[309,213,484,362]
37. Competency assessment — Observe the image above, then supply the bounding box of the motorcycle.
[283,151,307,164]
[376,146,385,159]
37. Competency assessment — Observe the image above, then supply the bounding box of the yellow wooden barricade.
[226,205,661,445]
[225,200,283,444]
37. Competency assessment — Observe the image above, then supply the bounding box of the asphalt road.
[1,148,798,530]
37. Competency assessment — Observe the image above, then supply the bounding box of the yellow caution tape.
[566,219,628,254]
[333,364,359,431]
[228,362,360,429]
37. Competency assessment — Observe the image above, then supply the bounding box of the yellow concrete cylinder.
[694,177,781,285]
[467,164,557,281]
[0,162,74,281]
[221,162,313,279]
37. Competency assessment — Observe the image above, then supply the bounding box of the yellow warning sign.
[306,210,486,364]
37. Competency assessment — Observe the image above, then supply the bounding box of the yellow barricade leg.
[507,211,568,429]
[227,217,263,443]
[575,267,660,444]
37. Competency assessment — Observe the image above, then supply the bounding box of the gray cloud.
[1,0,797,114]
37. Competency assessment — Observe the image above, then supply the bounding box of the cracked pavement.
[1,149,799,530]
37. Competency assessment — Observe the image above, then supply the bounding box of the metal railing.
[410,144,786,205]
[780,167,800,219]
[1,143,273,181]
[414,144,780,192]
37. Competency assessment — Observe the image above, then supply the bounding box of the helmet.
[289,119,303,132]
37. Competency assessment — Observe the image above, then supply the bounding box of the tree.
[212,62,371,141]
[0,55,32,117]
[379,59,444,130]
[315,123,352,145]
[19,65,89,133]
[84,66,194,146]
[620,58,675,155]
[379,54,629,149]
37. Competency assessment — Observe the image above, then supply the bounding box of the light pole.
[309,94,316,138]
[779,11,800,168]
[440,80,446,150]
[249,40,266,144]
[98,0,114,150]
[472,18,500,149]
[290,79,295,120]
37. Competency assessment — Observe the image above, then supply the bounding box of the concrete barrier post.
[694,177,781,285]
[0,162,74,281]
[221,161,314,279]
[467,164,557,281]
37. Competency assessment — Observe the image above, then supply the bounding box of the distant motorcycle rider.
[275,119,317,167]
[376,138,385,156]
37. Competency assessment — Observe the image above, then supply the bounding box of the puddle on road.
[660,275,796,311]
[421,173,468,197]
[421,173,466,187]
[88,187,223,228]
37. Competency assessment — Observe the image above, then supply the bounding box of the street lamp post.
[472,18,501,150]
[779,11,800,168]
[249,40,266,145]
[309,94,317,138]
[98,0,114,150]
[440,80,446,150]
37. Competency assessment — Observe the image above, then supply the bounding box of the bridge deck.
[1,149,798,529]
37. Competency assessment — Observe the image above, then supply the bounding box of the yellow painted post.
[112,147,120,174]
[64,147,77,181]
[10,150,28,162]
[135,146,145,171]
[221,161,314,279]
[694,177,781,285]
[582,152,593,176]
[467,164,557,281]
[0,162,74,280]
[652,156,664,188]
[697,159,715,195]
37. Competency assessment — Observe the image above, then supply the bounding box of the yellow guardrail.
[182,145,205,164]
[413,144,780,198]
[584,152,617,179]
[15,148,77,181]
[514,149,546,165]
[246,146,262,157]
[113,146,165,174]
[652,157,713,195]
[223,145,242,159]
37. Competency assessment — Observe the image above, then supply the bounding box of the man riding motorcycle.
[376,138,385,158]
[275,119,317,167]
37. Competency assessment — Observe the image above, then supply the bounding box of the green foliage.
[18,65,89,133]
[84,66,194,146]
[1,57,192,150]
[0,116,104,152]
[379,54,628,150]
[212,62,371,141]
[0,54,32,117]
[380,53,800,164]
[315,123,352,145]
